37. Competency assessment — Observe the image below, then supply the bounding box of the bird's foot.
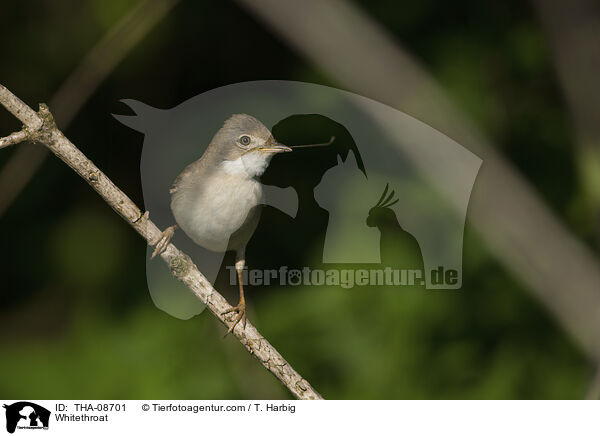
[151,225,177,259]
[222,302,247,336]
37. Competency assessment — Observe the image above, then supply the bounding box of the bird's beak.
[258,141,292,153]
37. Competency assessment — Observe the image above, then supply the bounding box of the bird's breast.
[171,173,263,252]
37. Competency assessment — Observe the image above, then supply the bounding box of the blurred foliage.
[0,0,596,399]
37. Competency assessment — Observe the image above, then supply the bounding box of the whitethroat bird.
[152,114,333,334]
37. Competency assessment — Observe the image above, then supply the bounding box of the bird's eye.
[239,135,251,146]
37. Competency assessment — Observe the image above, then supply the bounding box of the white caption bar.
[1,400,598,435]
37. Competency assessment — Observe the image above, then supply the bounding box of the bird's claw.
[151,225,177,259]
[222,302,247,336]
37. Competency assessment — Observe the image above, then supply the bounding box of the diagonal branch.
[0,83,323,400]
[0,129,30,149]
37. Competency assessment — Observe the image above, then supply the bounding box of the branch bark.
[0,83,323,400]
[0,129,29,149]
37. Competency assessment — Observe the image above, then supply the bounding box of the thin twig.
[0,83,323,400]
[0,129,30,149]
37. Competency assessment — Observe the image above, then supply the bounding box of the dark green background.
[0,0,595,399]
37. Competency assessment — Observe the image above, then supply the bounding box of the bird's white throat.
[221,152,273,178]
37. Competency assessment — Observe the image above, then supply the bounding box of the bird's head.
[211,114,291,177]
